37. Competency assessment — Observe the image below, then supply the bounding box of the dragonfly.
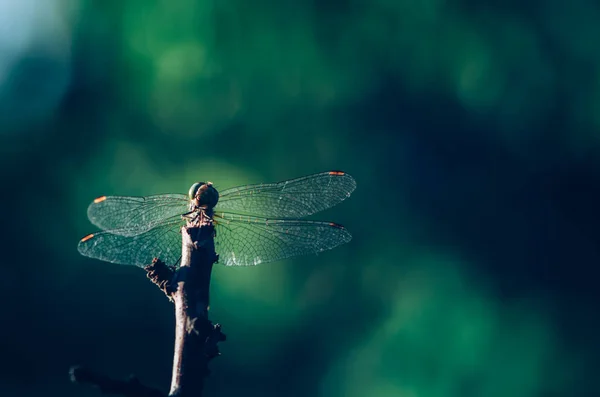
[78,171,356,267]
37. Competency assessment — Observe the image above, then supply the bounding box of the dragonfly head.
[189,181,219,209]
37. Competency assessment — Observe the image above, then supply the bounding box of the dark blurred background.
[1,0,599,396]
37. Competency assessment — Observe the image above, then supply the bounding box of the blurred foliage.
[1,0,599,396]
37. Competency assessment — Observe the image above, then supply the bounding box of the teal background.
[1,0,599,396]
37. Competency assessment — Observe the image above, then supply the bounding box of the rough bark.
[168,222,224,397]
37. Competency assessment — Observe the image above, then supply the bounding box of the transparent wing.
[216,171,356,218]
[213,212,352,266]
[87,194,189,237]
[78,218,185,267]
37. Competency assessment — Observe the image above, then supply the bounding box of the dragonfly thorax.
[189,182,219,209]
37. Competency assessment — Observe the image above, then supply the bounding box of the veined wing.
[87,194,189,237]
[77,218,185,267]
[213,212,352,266]
[216,171,356,219]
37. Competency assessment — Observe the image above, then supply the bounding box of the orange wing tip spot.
[80,233,95,242]
[329,171,345,176]
[329,222,344,229]
[93,196,107,203]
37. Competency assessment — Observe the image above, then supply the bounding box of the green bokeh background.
[1,0,599,396]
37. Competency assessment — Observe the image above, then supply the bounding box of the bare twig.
[69,365,165,397]
[72,213,224,397]
[168,216,225,397]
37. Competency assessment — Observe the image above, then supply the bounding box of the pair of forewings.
[78,171,356,267]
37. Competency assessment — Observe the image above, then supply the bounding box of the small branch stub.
[145,258,177,301]
[145,258,177,300]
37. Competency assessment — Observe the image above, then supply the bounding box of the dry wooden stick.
[71,214,225,397]
[167,220,225,396]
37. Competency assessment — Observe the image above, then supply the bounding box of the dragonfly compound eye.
[188,183,202,200]
[190,182,219,208]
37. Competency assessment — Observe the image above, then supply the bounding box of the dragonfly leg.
[181,210,195,220]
